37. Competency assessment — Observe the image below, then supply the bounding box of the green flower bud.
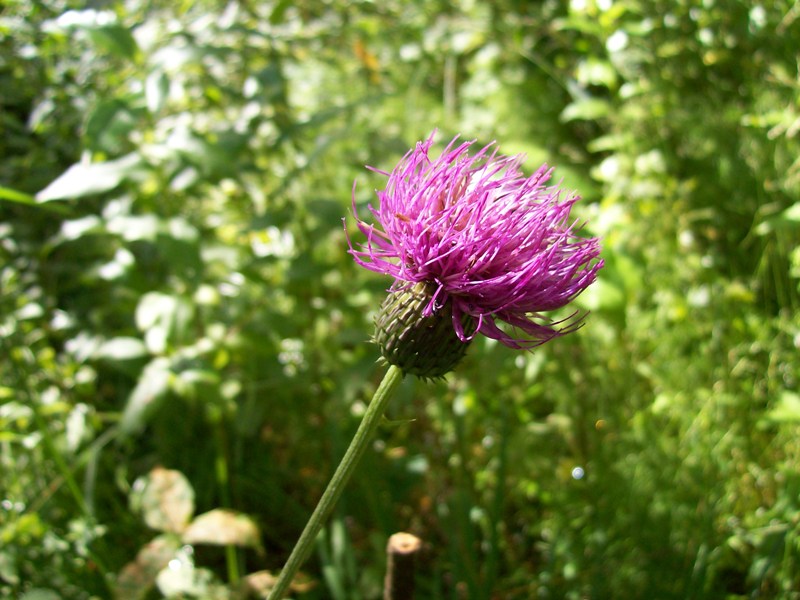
[374,283,475,378]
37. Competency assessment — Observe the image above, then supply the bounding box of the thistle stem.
[268,365,405,599]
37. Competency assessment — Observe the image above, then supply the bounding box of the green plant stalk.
[214,420,240,584]
[268,364,404,600]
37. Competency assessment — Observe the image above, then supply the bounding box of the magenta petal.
[345,131,603,349]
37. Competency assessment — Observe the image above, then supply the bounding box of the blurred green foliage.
[1,0,799,598]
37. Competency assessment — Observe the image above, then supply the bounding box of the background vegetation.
[2,0,799,598]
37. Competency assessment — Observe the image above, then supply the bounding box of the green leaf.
[87,25,139,60]
[36,153,143,202]
[0,185,69,213]
[106,214,161,242]
[55,215,104,242]
[560,98,610,122]
[587,133,629,153]
[0,185,36,205]
[754,203,800,235]
[576,58,618,89]
[145,70,170,114]
[120,358,172,435]
[85,99,140,154]
[763,392,800,424]
[173,369,222,401]
[93,337,148,362]
[135,292,193,354]
[576,278,625,312]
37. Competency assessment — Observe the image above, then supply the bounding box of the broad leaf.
[131,467,195,534]
[114,535,181,600]
[93,337,148,362]
[119,358,171,435]
[182,509,262,550]
[36,154,143,202]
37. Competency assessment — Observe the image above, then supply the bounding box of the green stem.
[268,365,404,600]
[214,420,240,584]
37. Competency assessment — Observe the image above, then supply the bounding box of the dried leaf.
[239,570,316,598]
[133,467,195,533]
[182,509,261,550]
[114,535,180,600]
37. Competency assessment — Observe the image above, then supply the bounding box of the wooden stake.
[383,532,422,600]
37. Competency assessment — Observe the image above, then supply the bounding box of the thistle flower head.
[346,132,603,375]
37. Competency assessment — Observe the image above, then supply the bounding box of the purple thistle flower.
[346,132,603,351]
